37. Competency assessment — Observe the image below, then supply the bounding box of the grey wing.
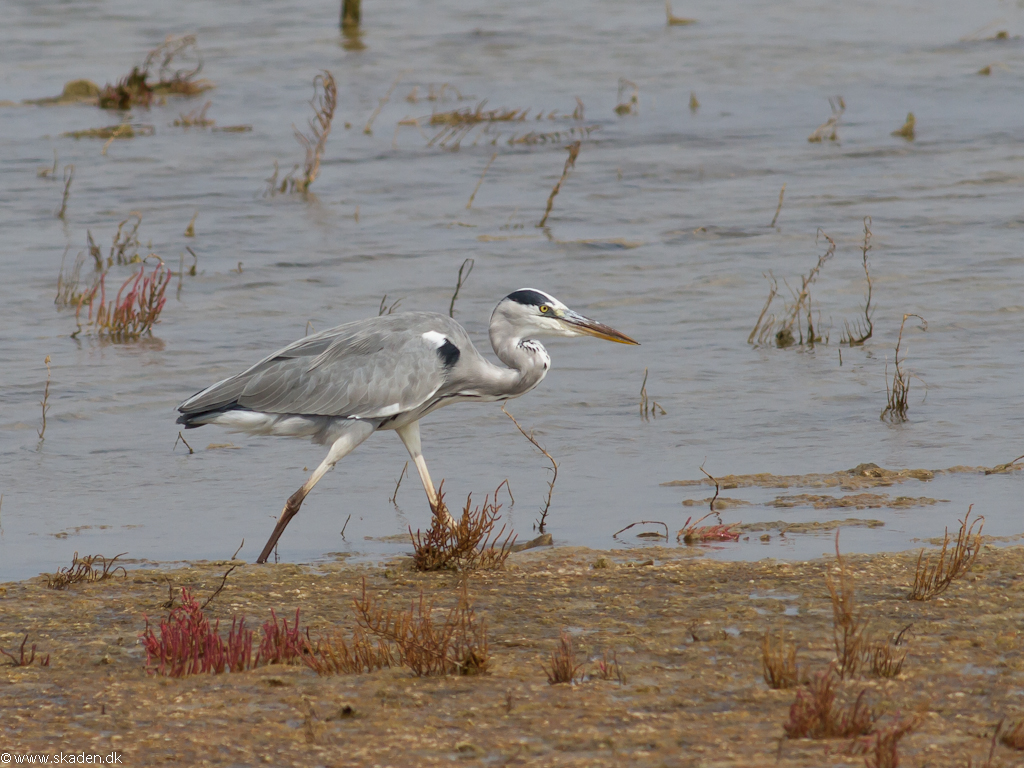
[179,314,460,419]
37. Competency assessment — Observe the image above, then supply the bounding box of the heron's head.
[493,288,639,345]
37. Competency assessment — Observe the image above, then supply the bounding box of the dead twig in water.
[340,514,352,539]
[466,152,497,209]
[502,405,558,533]
[231,539,245,560]
[750,231,835,347]
[612,520,669,541]
[295,71,337,193]
[984,452,1024,475]
[909,506,984,601]
[698,463,721,516]
[38,356,52,441]
[174,431,194,454]
[390,462,408,504]
[614,79,639,116]
[808,96,845,143]
[378,295,402,316]
[768,183,785,228]
[639,368,666,420]
[200,565,238,610]
[537,141,581,228]
[881,313,926,422]
[842,217,874,345]
[56,164,74,219]
[449,258,474,317]
[364,71,406,135]
[184,211,198,237]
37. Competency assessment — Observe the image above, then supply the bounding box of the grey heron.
[177,288,638,563]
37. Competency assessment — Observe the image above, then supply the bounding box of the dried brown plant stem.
[184,210,198,237]
[807,96,845,142]
[639,368,666,420]
[985,452,1024,475]
[174,431,194,454]
[378,294,402,315]
[537,141,581,228]
[38,356,52,440]
[761,632,798,689]
[665,0,697,25]
[449,258,474,317]
[699,465,720,515]
[364,71,406,135]
[46,552,128,590]
[545,630,584,684]
[747,273,778,345]
[824,531,870,679]
[881,313,926,422]
[612,520,669,540]
[294,71,337,193]
[57,164,74,219]
[389,461,408,504]
[892,112,916,140]
[909,506,984,600]
[502,404,558,532]
[614,78,639,116]
[768,182,785,228]
[409,483,516,572]
[200,565,238,610]
[466,152,498,209]
[842,216,874,345]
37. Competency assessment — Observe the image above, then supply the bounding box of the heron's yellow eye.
[539,305,549,313]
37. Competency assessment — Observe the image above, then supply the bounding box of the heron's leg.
[395,421,455,528]
[256,422,375,564]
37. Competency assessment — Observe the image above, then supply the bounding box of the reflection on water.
[2,0,1023,581]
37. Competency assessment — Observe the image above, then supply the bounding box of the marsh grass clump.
[73,262,172,341]
[409,484,515,572]
[909,507,984,601]
[98,35,212,110]
[860,716,920,768]
[546,630,584,685]
[265,71,337,195]
[301,628,394,676]
[55,251,97,309]
[614,78,639,116]
[749,230,836,348]
[825,533,870,679]
[141,588,254,677]
[350,579,489,676]
[762,632,799,689]
[677,512,741,544]
[892,112,916,141]
[807,96,845,142]
[174,101,214,128]
[870,635,907,679]
[1,635,50,668]
[1000,719,1024,750]
[881,314,927,422]
[46,551,127,589]
[256,609,308,666]
[783,665,876,739]
[665,0,697,25]
[595,650,625,684]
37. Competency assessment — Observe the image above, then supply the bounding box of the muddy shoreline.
[2,544,1023,767]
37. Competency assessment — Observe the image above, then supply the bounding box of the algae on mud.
[2,544,1023,766]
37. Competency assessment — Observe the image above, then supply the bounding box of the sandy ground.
[2,542,1023,767]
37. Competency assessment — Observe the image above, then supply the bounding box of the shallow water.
[2,0,1023,582]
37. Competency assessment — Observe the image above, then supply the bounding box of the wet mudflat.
[2,544,1023,767]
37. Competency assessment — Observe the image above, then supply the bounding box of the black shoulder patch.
[505,289,550,307]
[437,338,460,368]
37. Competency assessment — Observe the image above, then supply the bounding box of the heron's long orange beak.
[561,311,639,345]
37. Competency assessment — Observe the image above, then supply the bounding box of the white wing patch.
[422,331,447,348]
[349,402,403,419]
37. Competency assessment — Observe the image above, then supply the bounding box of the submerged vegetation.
[98,35,213,110]
[265,70,337,195]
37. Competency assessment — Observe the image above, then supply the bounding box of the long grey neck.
[471,316,550,401]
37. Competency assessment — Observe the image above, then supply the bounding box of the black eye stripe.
[506,289,552,307]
